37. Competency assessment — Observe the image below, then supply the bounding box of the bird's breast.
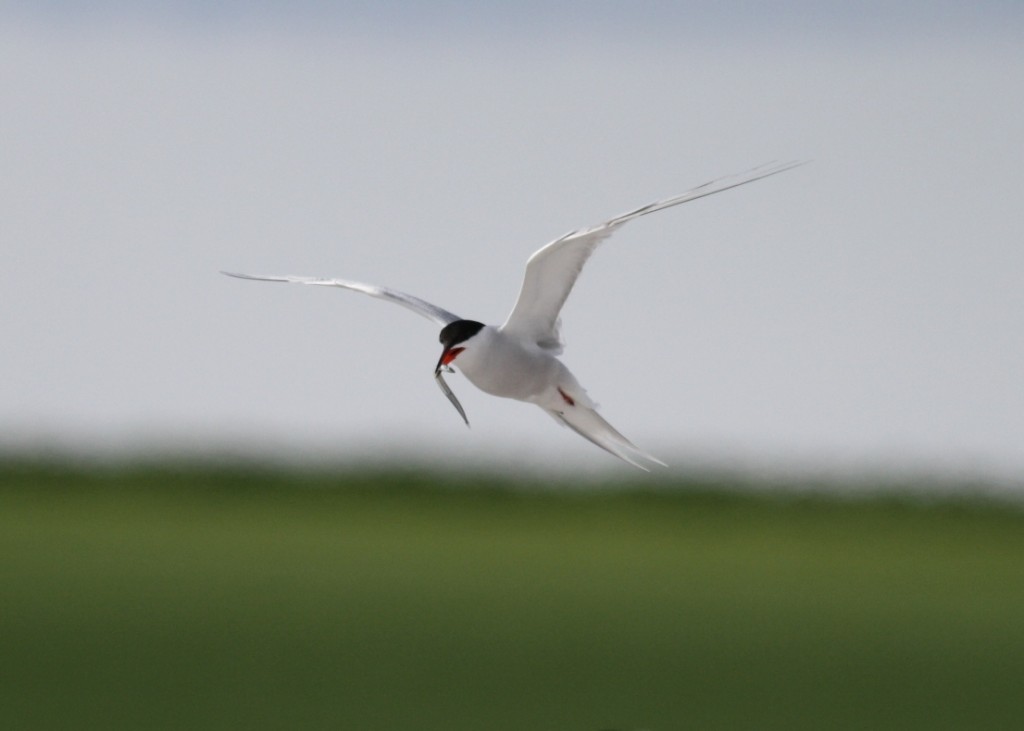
[456,332,562,402]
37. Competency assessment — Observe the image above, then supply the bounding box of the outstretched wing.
[220,271,461,327]
[223,270,471,425]
[500,160,805,352]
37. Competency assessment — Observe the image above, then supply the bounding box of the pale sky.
[3,2,1023,482]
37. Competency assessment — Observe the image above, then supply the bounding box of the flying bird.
[224,161,803,469]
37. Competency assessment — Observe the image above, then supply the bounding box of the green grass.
[1,461,1022,730]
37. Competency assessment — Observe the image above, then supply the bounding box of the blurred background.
[2,2,1023,729]
[3,0,1023,482]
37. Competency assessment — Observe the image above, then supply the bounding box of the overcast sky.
[3,2,1023,482]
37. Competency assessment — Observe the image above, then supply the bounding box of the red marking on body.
[557,387,575,406]
[441,347,465,366]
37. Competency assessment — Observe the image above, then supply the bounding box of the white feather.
[219,271,460,327]
[500,161,805,352]
[547,407,667,472]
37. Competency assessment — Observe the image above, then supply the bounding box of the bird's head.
[435,319,485,375]
[433,319,485,427]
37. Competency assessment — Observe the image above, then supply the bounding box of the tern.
[224,161,802,469]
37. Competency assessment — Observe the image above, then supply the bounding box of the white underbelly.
[455,333,563,402]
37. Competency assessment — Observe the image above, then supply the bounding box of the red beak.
[435,346,465,373]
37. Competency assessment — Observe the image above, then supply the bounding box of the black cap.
[439,320,485,349]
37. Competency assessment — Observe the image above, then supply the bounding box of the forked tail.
[547,406,666,471]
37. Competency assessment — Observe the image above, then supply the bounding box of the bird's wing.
[220,271,462,327]
[500,160,805,352]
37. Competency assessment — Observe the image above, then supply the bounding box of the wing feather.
[220,271,461,327]
[500,160,805,351]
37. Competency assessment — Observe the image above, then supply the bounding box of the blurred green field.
[1,461,1022,730]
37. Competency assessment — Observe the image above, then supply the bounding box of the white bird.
[224,161,803,469]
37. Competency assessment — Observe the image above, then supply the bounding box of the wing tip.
[219,270,289,283]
